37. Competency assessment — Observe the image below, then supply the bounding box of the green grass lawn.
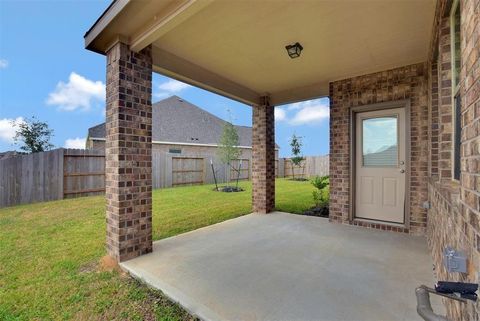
[0,179,316,321]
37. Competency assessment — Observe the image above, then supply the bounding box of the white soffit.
[86,0,436,106]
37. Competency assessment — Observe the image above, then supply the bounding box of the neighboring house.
[86,95,279,161]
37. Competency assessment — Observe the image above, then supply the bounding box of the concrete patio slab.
[121,212,443,321]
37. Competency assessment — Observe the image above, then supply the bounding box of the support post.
[252,96,275,213]
[105,42,153,262]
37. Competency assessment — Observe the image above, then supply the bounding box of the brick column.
[105,42,153,262]
[252,96,275,213]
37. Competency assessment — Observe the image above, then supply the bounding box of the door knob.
[400,169,405,173]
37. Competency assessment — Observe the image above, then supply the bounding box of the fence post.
[59,148,64,200]
[165,155,173,188]
[278,158,284,178]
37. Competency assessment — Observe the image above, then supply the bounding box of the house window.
[451,0,461,180]
[169,148,182,154]
[454,95,461,179]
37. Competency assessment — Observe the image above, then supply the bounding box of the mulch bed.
[302,206,329,218]
[213,186,244,192]
[289,178,309,181]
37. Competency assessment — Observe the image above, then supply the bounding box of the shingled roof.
[88,96,275,148]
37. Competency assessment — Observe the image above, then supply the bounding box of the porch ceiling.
[85,0,436,106]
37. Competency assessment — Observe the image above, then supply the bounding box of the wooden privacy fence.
[284,159,305,178]
[151,151,250,189]
[63,149,105,198]
[230,159,250,181]
[0,147,329,208]
[0,149,63,207]
[282,155,329,179]
[0,148,105,208]
[172,157,205,186]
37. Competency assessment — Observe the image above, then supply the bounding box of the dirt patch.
[98,255,123,274]
[78,260,98,274]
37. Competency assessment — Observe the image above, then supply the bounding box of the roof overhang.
[85,0,436,106]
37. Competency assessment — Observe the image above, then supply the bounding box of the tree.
[13,117,54,153]
[218,117,242,186]
[289,133,304,180]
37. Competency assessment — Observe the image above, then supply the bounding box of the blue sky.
[0,0,329,158]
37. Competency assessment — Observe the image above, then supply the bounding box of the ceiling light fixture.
[285,42,303,59]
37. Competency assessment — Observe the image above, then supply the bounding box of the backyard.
[0,178,316,321]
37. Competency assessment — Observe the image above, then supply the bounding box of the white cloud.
[158,79,191,92]
[153,92,169,100]
[64,137,86,149]
[286,101,304,111]
[0,117,24,143]
[277,98,330,126]
[290,104,329,125]
[275,107,287,121]
[288,99,329,125]
[46,72,105,111]
[155,79,191,99]
[0,59,8,69]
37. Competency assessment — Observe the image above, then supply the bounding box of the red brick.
[105,42,153,262]
[252,97,275,213]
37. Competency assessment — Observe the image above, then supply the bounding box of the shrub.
[311,175,329,190]
[311,176,330,208]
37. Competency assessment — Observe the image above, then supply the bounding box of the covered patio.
[121,212,442,321]
[84,0,436,260]
[85,0,480,320]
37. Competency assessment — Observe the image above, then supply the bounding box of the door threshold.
[352,218,408,233]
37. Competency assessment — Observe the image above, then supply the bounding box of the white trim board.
[89,138,280,150]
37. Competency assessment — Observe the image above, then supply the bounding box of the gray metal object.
[443,247,467,273]
[416,286,450,321]
[422,201,431,209]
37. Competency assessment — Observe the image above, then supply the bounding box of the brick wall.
[427,179,479,320]
[426,0,480,320]
[329,63,429,234]
[105,42,153,262]
[252,98,275,214]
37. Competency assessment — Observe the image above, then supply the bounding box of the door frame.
[349,99,411,227]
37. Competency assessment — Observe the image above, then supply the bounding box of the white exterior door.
[355,108,406,223]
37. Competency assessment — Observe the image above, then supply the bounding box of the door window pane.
[362,117,398,167]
